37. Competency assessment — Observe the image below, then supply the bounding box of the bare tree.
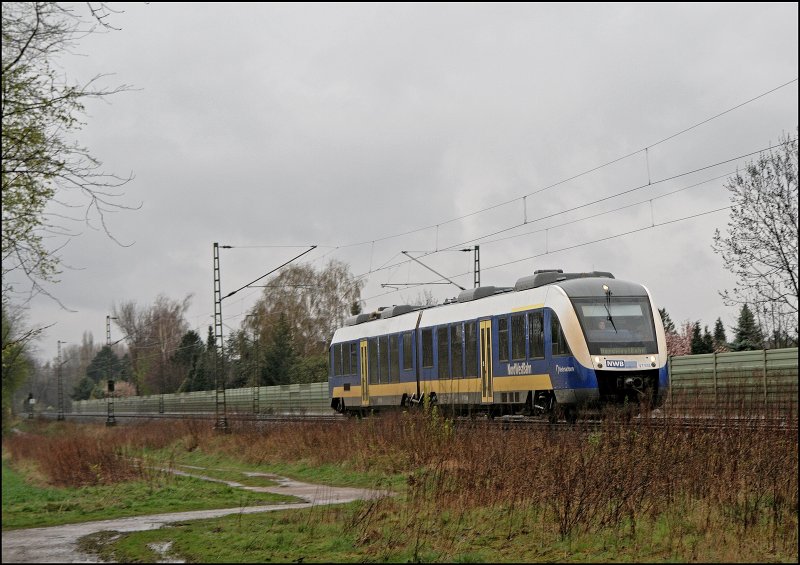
[713,131,798,342]
[248,260,364,357]
[113,294,191,394]
[2,2,138,304]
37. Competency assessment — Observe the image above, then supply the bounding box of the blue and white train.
[328,270,668,420]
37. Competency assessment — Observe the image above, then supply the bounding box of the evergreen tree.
[690,322,702,354]
[264,313,297,386]
[702,326,714,354]
[173,331,204,392]
[658,308,675,333]
[201,325,218,391]
[730,304,764,351]
[713,318,728,351]
[71,377,100,401]
[119,353,134,383]
[85,346,122,384]
[191,352,212,392]
[205,325,215,351]
[690,322,714,354]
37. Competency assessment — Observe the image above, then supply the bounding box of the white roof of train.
[330,274,652,346]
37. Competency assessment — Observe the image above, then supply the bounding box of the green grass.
[1,458,301,530]
[155,447,407,492]
[78,498,800,563]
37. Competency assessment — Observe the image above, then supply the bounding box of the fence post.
[668,356,673,406]
[712,351,717,406]
[762,348,768,407]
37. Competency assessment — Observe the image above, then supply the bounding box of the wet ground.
[2,467,390,563]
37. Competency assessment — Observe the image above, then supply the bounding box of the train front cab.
[550,279,669,411]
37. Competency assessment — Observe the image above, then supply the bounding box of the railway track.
[37,409,796,433]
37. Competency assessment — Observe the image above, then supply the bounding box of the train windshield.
[571,296,657,355]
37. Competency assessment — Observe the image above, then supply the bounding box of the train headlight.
[650,355,656,367]
[594,356,602,368]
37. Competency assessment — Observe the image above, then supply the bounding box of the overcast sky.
[17,2,799,363]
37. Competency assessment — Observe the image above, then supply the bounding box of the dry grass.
[5,408,798,558]
[4,419,209,487]
[216,407,797,551]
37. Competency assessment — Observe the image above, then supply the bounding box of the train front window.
[572,296,657,355]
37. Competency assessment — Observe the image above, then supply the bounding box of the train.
[328,269,669,421]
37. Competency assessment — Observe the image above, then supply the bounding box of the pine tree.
[658,308,675,333]
[690,322,702,354]
[702,326,714,354]
[173,331,204,392]
[264,313,297,386]
[85,346,122,384]
[730,304,764,351]
[691,322,713,354]
[713,318,728,352]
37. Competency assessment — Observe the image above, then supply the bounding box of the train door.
[360,340,369,407]
[480,319,493,403]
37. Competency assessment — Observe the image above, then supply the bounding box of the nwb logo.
[605,360,626,368]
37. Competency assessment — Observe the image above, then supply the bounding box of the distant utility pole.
[106,315,118,427]
[213,242,229,432]
[56,340,66,421]
[460,245,480,288]
[213,242,316,432]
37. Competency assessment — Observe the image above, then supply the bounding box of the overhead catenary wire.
[360,205,733,304]
[349,137,796,282]
[46,79,798,365]
[96,136,794,368]
[326,78,798,249]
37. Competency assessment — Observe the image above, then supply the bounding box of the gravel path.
[2,470,389,563]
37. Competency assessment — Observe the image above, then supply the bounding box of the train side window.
[498,316,509,362]
[369,338,379,384]
[403,332,412,371]
[422,328,434,368]
[390,334,399,382]
[528,310,545,359]
[331,346,338,377]
[465,321,478,377]
[511,313,526,361]
[379,335,389,384]
[437,326,450,379]
[551,314,572,357]
[342,343,350,375]
[350,343,358,375]
[451,323,463,378]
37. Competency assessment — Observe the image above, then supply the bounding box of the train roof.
[330,270,651,344]
[557,277,649,298]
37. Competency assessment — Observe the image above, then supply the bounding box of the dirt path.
[2,469,389,563]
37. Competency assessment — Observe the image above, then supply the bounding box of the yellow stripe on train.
[333,374,553,400]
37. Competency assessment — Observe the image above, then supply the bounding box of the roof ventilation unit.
[457,286,513,303]
[515,270,615,291]
[380,305,415,319]
[344,313,373,326]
